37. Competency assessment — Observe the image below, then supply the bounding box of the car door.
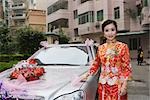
[80,45,100,100]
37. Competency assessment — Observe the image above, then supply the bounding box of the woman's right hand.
[81,73,90,82]
[119,81,127,96]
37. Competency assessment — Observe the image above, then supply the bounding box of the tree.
[0,26,15,54]
[58,27,69,44]
[16,27,46,55]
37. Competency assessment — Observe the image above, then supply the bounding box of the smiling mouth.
[108,36,113,38]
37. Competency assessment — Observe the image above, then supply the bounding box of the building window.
[78,11,94,24]
[73,10,78,19]
[74,28,79,36]
[143,0,148,7]
[136,4,142,16]
[47,19,68,32]
[129,38,141,50]
[47,1,68,15]
[114,7,120,19]
[97,10,103,21]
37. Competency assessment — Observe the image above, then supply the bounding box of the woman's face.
[103,23,117,41]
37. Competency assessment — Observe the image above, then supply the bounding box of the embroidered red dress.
[89,42,132,100]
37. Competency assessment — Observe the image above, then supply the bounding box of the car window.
[34,47,89,66]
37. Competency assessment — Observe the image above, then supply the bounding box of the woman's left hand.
[119,81,127,96]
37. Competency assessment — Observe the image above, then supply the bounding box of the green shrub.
[0,54,31,62]
[0,61,18,72]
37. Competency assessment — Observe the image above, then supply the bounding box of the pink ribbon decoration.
[85,38,94,46]
[40,41,49,48]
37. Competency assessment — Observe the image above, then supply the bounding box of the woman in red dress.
[85,19,132,100]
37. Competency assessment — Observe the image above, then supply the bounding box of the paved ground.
[128,59,150,100]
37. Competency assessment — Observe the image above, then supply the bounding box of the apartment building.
[0,0,3,24]
[0,0,10,26]
[8,0,27,29]
[46,0,69,43]
[8,0,46,32]
[116,0,150,58]
[47,0,149,58]
[47,0,69,35]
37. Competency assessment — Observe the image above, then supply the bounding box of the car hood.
[1,65,89,99]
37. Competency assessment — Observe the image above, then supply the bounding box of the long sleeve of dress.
[120,44,132,80]
[89,47,101,75]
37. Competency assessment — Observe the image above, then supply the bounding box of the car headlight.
[54,90,86,100]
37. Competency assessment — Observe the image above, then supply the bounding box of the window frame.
[114,7,120,19]
[129,38,141,50]
[97,10,104,21]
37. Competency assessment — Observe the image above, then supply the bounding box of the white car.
[0,43,100,100]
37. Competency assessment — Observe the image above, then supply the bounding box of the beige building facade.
[46,0,150,58]
[26,9,46,32]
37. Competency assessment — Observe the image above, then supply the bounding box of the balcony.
[52,28,69,35]
[12,3,26,10]
[78,23,94,35]
[47,0,68,15]
[78,0,94,15]
[12,13,26,20]
[47,9,69,23]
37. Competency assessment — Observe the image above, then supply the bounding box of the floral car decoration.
[10,59,45,81]
[10,66,45,81]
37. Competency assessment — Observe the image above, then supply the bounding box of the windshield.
[34,46,90,65]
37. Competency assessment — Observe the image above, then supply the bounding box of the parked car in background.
[0,42,100,100]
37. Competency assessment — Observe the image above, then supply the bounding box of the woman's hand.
[119,81,127,96]
[81,73,90,82]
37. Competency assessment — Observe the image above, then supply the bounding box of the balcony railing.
[78,23,94,35]
[78,1,94,15]
[47,9,69,24]
[47,0,68,15]
[12,13,26,19]
[12,3,26,10]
